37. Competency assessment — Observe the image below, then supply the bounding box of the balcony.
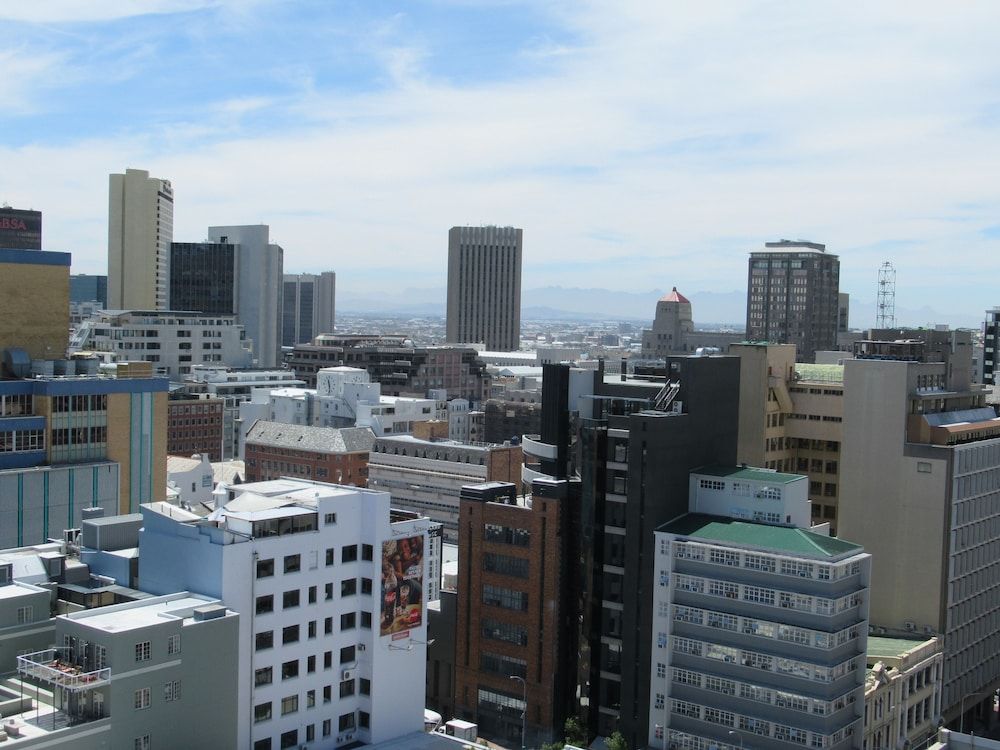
[521,435,557,461]
[17,649,110,691]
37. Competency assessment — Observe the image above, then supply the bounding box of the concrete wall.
[0,251,70,360]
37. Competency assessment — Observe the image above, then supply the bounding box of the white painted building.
[166,453,215,508]
[138,479,433,749]
[70,309,254,379]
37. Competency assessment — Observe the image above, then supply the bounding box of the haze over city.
[2,0,999,324]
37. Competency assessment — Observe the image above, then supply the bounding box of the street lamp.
[510,675,527,750]
[960,690,995,735]
[729,730,745,750]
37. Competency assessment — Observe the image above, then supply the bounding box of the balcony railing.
[17,648,110,691]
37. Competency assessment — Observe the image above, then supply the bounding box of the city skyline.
[2,2,1000,319]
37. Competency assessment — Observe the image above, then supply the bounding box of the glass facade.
[169,243,235,315]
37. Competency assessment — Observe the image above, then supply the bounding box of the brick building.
[243,420,375,484]
[454,479,581,748]
[167,396,224,460]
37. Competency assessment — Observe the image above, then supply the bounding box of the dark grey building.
[746,240,839,362]
[70,274,108,306]
[169,241,236,314]
[985,307,999,385]
[576,355,741,747]
[446,225,522,351]
[282,272,336,346]
[0,207,41,250]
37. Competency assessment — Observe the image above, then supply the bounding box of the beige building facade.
[108,168,174,310]
[864,636,944,750]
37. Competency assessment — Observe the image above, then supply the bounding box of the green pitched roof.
[695,466,805,485]
[659,513,863,559]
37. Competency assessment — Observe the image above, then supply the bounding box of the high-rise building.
[575,356,741,747]
[0,206,42,249]
[205,225,284,367]
[454,479,581,748]
[746,240,840,362]
[649,469,871,750]
[837,331,1000,726]
[983,307,1000,386]
[446,226,522,351]
[169,241,236,314]
[70,273,108,306]
[108,168,174,310]
[283,272,336,347]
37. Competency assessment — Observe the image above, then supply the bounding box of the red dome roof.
[659,287,690,303]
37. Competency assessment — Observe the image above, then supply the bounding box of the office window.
[325,548,335,566]
[256,594,274,615]
[362,544,373,561]
[280,730,298,749]
[255,667,273,687]
[282,660,299,680]
[256,558,274,578]
[283,554,301,573]
[341,612,356,631]
[253,740,272,750]
[308,620,317,638]
[306,724,315,741]
[324,651,333,669]
[134,687,151,710]
[340,678,355,698]
[340,645,356,664]
[16,606,33,624]
[135,641,151,662]
[359,711,370,729]
[134,737,151,750]
[307,655,316,673]
[323,719,332,736]
[324,512,337,525]
[282,589,300,609]
[361,577,372,595]
[360,678,371,695]
[361,611,372,629]
[339,713,356,732]
[308,585,317,604]
[254,701,272,723]
[281,695,298,715]
[325,616,333,635]
[324,685,332,703]
[256,631,274,651]
[167,635,181,656]
[342,545,358,563]
[341,578,357,597]
[282,625,299,645]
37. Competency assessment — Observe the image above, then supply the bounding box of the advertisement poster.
[380,535,424,637]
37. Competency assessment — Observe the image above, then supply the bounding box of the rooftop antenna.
[876,261,896,328]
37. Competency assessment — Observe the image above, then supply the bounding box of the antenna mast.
[876,261,896,328]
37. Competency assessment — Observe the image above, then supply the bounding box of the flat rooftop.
[867,635,933,660]
[64,593,226,632]
[660,513,863,559]
[695,466,805,485]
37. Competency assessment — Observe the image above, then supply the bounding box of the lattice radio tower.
[876,261,896,328]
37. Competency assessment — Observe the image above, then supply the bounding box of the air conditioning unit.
[342,669,354,681]
[904,621,916,632]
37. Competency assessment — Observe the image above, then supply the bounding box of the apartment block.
[650,506,870,750]
[139,479,432,748]
[71,309,254,378]
[244,421,374,485]
[454,479,581,748]
[287,334,490,402]
[283,272,336,346]
[446,226,522,351]
[746,240,840,362]
[367,435,523,542]
[108,168,173,310]
[838,335,1000,725]
[9,592,238,749]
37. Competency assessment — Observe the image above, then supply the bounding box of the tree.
[606,730,630,750]
[564,717,588,746]
[541,742,566,750]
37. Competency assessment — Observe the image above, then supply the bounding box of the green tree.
[541,742,566,750]
[564,717,588,746]
[606,730,630,750]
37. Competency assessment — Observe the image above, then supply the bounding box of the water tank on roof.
[2,347,30,378]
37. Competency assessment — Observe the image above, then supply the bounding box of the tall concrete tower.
[446,226,522,351]
[107,168,174,310]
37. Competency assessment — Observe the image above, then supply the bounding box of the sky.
[2,0,999,324]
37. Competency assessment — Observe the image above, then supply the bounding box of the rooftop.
[659,513,864,559]
[63,592,229,632]
[867,635,933,660]
[695,466,805,485]
[245,421,376,453]
[660,286,691,304]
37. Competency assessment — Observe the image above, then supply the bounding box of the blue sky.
[2,0,1000,326]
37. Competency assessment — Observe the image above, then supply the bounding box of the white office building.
[70,309,254,379]
[138,479,433,749]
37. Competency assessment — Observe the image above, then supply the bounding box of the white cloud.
[2,0,1000,319]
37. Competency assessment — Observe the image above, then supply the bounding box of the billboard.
[380,535,424,638]
[0,208,42,250]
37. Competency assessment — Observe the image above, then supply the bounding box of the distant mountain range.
[338,286,984,330]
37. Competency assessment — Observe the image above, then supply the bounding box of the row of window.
[482,584,528,611]
[670,699,857,748]
[669,635,861,682]
[134,635,181,663]
[255,544,374,578]
[670,541,862,581]
[50,426,107,446]
[254,680,370,721]
[252,710,369,749]
[51,394,107,413]
[0,429,45,453]
[669,603,860,648]
[483,523,530,547]
[133,680,182,710]
[255,620,370,651]
[674,572,863,615]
